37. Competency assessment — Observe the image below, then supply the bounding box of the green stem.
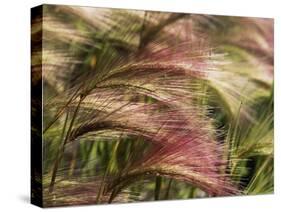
[96,140,120,204]
[49,96,83,192]
[245,157,272,194]
[154,176,162,200]
[48,109,69,192]
[164,179,173,199]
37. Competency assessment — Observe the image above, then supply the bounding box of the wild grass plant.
[31,5,274,207]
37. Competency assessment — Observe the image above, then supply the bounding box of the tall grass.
[32,5,274,207]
